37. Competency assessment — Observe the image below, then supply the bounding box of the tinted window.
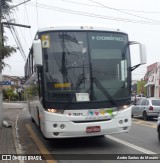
[146,100,149,105]
[42,32,90,102]
[151,100,160,106]
[135,98,144,105]
[41,31,130,102]
[141,99,147,105]
[89,32,130,100]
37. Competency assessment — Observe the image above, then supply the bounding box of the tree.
[0,37,16,69]
[1,0,12,14]
[0,0,17,68]
[4,88,18,101]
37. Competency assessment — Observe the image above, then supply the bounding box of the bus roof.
[37,24,127,34]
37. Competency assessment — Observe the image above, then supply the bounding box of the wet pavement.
[0,103,23,163]
[0,102,46,163]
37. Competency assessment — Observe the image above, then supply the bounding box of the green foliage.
[1,44,16,57]
[3,88,18,101]
[137,80,147,95]
[1,0,13,17]
[0,42,16,56]
[0,0,17,68]
[25,86,39,100]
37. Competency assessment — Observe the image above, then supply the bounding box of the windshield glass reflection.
[41,31,130,102]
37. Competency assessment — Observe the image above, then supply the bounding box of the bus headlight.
[47,109,64,114]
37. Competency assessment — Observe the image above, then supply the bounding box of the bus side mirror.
[129,41,147,71]
[139,44,146,65]
[33,39,43,66]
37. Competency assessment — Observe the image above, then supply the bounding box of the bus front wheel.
[31,116,35,123]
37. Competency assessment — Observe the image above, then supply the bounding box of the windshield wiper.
[93,77,117,107]
[59,33,79,44]
[75,74,86,90]
[66,73,86,104]
[59,33,80,82]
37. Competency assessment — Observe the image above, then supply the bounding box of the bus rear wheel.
[31,116,35,123]
[37,111,40,127]
[158,128,160,143]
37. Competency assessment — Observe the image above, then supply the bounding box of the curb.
[3,101,27,103]
[8,108,23,109]
[12,108,25,163]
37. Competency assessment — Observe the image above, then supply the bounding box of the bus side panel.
[25,73,40,126]
[35,100,45,130]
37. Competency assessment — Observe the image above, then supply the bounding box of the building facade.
[145,62,160,98]
[2,75,22,89]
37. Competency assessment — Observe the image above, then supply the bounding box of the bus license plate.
[86,126,101,133]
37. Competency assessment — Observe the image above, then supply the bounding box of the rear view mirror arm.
[130,64,141,71]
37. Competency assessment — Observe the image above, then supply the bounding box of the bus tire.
[158,127,160,143]
[31,116,35,123]
[37,109,40,127]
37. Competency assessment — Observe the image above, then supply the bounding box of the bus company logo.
[91,36,95,40]
[67,109,113,117]
[68,113,83,116]
[87,111,99,116]
[91,35,126,42]
[87,109,113,117]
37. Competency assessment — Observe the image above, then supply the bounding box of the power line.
[8,26,26,61]
[11,11,30,48]
[4,15,27,61]
[12,26,27,61]
[19,2,160,25]
[49,0,160,14]
[24,2,32,40]
[36,0,39,30]
[3,1,31,61]
[116,8,160,14]
[14,0,160,14]
[7,14,27,60]
[14,0,160,16]
[58,0,160,15]
[89,0,160,23]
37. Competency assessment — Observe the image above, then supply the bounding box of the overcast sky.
[2,0,160,80]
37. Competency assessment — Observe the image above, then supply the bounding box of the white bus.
[24,25,146,138]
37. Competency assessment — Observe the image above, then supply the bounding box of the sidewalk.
[0,104,23,163]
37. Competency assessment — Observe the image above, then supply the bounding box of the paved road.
[5,103,159,163]
[3,102,27,109]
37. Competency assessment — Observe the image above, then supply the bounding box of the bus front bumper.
[42,109,132,138]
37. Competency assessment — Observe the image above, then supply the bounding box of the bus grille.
[72,119,111,123]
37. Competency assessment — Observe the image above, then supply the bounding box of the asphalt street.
[3,102,160,163]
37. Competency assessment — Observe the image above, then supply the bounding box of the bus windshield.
[41,31,130,102]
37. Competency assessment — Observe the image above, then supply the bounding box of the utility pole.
[0,0,3,128]
[0,0,31,128]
